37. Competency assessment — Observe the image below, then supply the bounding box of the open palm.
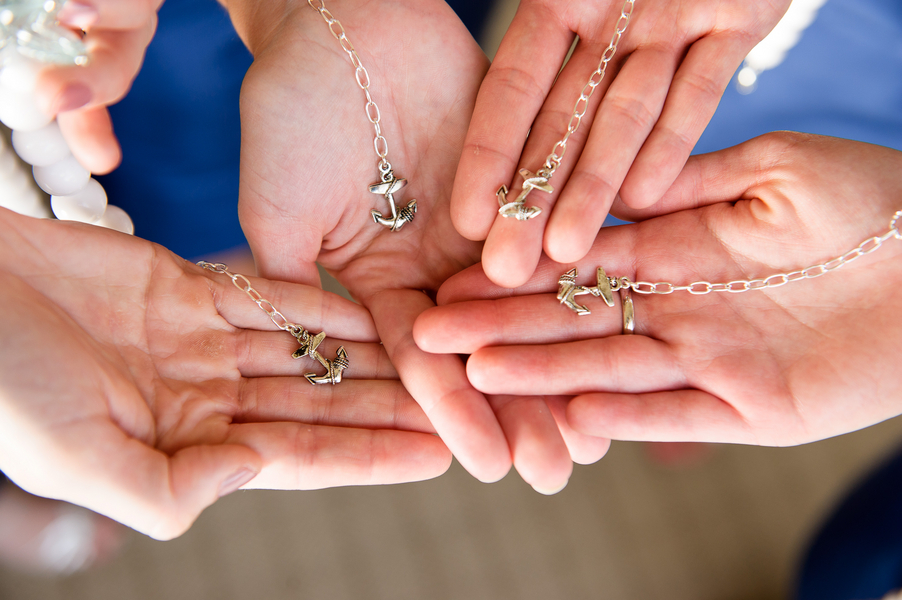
[235,0,529,483]
[0,208,448,539]
[418,134,902,447]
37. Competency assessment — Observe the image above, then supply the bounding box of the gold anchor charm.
[291,329,350,385]
[557,267,616,315]
[497,168,553,221]
[369,167,417,232]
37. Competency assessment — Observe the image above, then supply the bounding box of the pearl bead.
[33,155,90,196]
[11,121,71,166]
[51,177,107,223]
[97,205,135,235]
[0,177,48,217]
[0,84,53,131]
[0,53,42,94]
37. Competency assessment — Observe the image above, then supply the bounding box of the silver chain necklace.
[197,262,350,384]
[308,0,417,232]
[558,210,902,315]
[497,0,635,220]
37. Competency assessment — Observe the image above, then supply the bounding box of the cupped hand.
[0,208,449,540]
[30,0,163,172]
[452,0,790,288]
[419,133,902,447]
[234,0,587,490]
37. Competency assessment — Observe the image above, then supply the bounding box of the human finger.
[415,293,622,355]
[58,0,161,31]
[566,389,758,445]
[479,35,624,288]
[543,44,679,263]
[467,336,684,397]
[56,105,120,173]
[4,418,263,540]
[617,32,756,211]
[236,331,397,379]
[236,377,434,434]
[369,289,512,483]
[544,395,611,465]
[194,263,380,342]
[228,421,452,491]
[488,394,572,494]
[450,2,576,242]
[36,24,157,116]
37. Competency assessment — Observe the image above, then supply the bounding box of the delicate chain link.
[308,0,391,172]
[196,262,306,339]
[612,210,902,296]
[542,0,635,178]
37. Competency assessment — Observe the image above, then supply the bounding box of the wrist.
[218,0,300,56]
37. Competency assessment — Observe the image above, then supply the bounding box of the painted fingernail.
[218,468,258,498]
[57,1,99,29]
[531,480,569,496]
[54,83,92,113]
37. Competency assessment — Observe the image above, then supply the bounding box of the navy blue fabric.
[695,0,902,154]
[796,445,902,600]
[95,0,252,259]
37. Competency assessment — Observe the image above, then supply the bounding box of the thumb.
[149,444,262,540]
[610,132,800,221]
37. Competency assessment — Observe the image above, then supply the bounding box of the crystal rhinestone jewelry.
[620,287,634,334]
[558,210,902,315]
[197,261,350,385]
[308,0,417,232]
[497,0,635,221]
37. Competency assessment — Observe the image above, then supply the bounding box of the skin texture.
[417,133,902,448]
[0,208,450,540]
[451,0,791,288]
[233,0,610,492]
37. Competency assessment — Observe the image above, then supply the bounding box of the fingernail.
[54,83,92,113]
[531,480,569,496]
[218,468,258,498]
[57,1,99,30]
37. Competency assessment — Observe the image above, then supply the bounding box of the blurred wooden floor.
[4,421,902,600]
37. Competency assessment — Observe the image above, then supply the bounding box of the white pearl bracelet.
[0,47,134,235]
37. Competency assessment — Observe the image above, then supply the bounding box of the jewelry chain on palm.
[197,262,349,385]
[558,210,902,315]
[308,0,417,232]
[497,0,635,221]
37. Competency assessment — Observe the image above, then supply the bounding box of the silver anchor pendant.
[557,266,617,315]
[369,168,417,231]
[291,330,349,385]
[497,168,552,221]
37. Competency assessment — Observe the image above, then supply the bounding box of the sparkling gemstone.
[12,119,70,165]
[50,176,106,222]
[33,154,89,195]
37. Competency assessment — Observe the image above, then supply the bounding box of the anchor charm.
[557,267,617,315]
[291,329,349,385]
[497,168,553,221]
[369,168,417,231]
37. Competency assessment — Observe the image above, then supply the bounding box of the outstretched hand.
[233,0,514,483]
[233,0,610,491]
[452,0,790,288]
[0,208,449,540]
[418,133,902,447]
